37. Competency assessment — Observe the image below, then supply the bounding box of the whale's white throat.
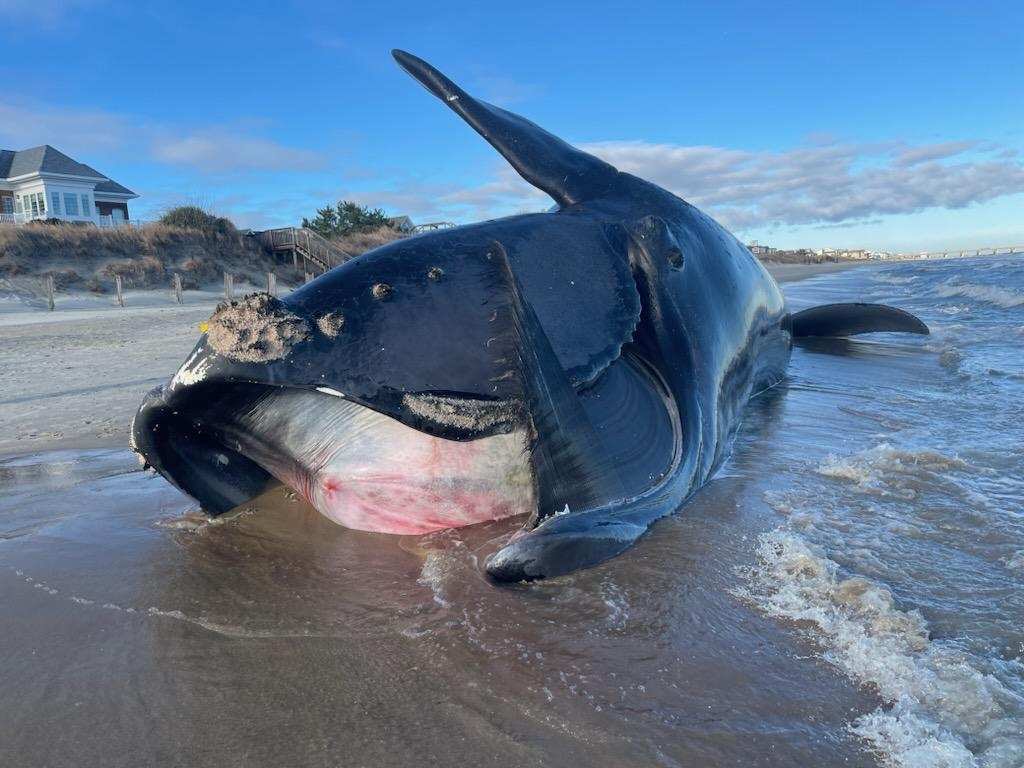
[217,388,534,535]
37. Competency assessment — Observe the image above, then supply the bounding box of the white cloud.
[0,101,325,174]
[4,95,1020,237]
[894,141,978,167]
[330,166,549,224]
[150,133,325,173]
[393,138,1024,233]
[0,103,127,152]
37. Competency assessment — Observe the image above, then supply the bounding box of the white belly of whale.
[229,389,534,535]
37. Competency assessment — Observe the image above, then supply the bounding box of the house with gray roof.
[0,145,138,226]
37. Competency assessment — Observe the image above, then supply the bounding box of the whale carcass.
[132,51,928,581]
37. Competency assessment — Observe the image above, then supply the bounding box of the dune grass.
[327,226,408,255]
[0,222,297,293]
[0,215,410,298]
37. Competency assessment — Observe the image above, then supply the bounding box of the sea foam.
[935,281,1024,309]
[742,529,1024,767]
[816,443,968,500]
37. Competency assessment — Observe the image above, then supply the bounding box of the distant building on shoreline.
[747,243,778,258]
[813,247,892,260]
[0,145,138,227]
[746,241,895,262]
[386,215,415,232]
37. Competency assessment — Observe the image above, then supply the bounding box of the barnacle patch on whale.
[316,311,346,338]
[207,292,310,363]
[402,393,521,433]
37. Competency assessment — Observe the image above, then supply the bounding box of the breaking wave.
[742,530,1024,768]
[934,281,1024,309]
[816,443,969,500]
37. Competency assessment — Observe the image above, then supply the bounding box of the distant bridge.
[895,245,1023,260]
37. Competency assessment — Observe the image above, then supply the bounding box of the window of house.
[28,193,45,216]
[2,197,13,214]
[81,194,91,217]
[51,192,62,216]
[63,193,79,217]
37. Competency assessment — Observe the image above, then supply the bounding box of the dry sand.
[0,262,866,458]
[759,260,865,282]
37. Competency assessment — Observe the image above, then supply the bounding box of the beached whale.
[131,50,928,581]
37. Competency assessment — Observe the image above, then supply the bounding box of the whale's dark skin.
[132,50,928,582]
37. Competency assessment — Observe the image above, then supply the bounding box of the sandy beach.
[0,283,263,457]
[0,262,866,459]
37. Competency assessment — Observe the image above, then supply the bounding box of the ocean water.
[0,256,1021,767]
[739,256,1024,767]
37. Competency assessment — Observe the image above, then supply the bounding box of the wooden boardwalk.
[255,227,354,274]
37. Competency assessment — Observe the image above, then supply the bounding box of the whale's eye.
[427,266,444,281]
[371,283,393,300]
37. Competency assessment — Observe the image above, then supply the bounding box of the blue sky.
[1,0,1021,251]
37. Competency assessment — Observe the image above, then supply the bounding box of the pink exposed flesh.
[236,390,533,536]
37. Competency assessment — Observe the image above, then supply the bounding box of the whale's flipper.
[789,303,929,338]
[486,510,647,582]
[392,49,619,207]
[486,242,626,523]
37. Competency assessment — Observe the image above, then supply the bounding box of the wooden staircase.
[255,227,354,274]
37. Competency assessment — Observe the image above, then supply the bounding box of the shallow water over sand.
[1,257,1022,767]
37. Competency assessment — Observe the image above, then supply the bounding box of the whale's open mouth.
[132,383,534,535]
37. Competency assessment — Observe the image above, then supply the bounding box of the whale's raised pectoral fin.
[485,241,627,526]
[789,303,929,338]
[392,49,620,207]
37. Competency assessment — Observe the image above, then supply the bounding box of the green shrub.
[159,206,236,236]
[302,201,393,239]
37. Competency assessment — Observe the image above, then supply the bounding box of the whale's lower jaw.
[132,383,534,535]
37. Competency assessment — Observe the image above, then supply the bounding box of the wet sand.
[0,444,882,767]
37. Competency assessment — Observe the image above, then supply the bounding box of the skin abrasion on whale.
[131,50,929,582]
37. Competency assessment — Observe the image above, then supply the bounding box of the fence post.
[173,273,183,304]
[267,272,276,296]
[46,275,55,311]
[224,272,233,300]
[115,275,125,307]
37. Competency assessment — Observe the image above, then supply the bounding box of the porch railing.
[0,212,142,228]
[0,211,50,225]
[97,215,142,228]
